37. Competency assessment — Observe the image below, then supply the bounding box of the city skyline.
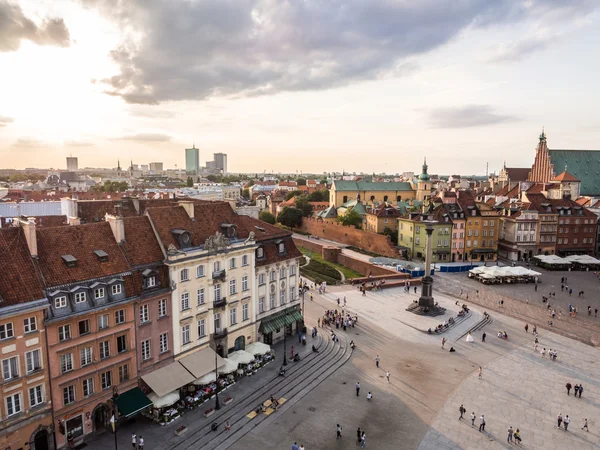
[1,1,599,173]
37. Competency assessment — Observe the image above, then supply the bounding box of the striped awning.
[260,308,303,335]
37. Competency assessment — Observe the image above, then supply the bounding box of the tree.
[285,190,303,201]
[383,226,398,244]
[338,209,363,229]
[307,189,329,202]
[277,207,303,229]
[294,195,314,217]
[242,188,250,199]
[319,179,328,185]
[206,174,219,182]
[186,176,194,187]
[296,177,307,186]
[259,211,276,224]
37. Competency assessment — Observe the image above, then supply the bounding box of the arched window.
[234,336,245,351]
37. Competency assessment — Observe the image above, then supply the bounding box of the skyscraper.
[66,156,78,171]
[185,145,200,175]
[214,153,227,174]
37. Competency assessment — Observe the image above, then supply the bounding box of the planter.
[204,408,215,418]
[175,426,188,436]
[223,397,233,406]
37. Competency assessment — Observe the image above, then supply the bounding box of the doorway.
[92,404,109,434]
[234,336,245,351]
[31,428,50,450]
[216,343,224,357]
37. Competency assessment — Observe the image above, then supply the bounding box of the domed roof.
[419,158,430,181]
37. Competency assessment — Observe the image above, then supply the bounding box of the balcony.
[214,328,228,338]
[212,269,226,281]
[213,297,227,308]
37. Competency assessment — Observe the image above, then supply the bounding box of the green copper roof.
[333,181,413,191]
[549,150,600,196]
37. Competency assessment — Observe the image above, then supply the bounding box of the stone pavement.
[419,316,600,450]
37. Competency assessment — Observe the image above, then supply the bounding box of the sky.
[1,0,599,175]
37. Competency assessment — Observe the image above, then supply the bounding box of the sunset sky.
[1,0,599,175]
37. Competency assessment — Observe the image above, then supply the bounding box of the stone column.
[418,221,437,308]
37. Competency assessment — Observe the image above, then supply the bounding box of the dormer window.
[278,242,286,254]
[171,228,192,248]
[111,284,122,295]
[94,250,108,262]
[55,296,67,308]
[220,223,238,239]
[62,254,77,267]
[256,247,265,259]
[147,276,157,288]
[142,268,158,289]
[94,288,105,299]
[74,292,86,303]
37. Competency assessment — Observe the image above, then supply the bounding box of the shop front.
[259,307,303,345]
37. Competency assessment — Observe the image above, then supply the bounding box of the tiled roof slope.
[549,150,600,195]
[36,222,131,287]
[256,236,302,267]
[122,216,164,266]
[0,227,46,306]
[505,168,530,182]
[333,181,413,191]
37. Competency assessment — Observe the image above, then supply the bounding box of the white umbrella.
[193,372,216,385]
[218,358,238,375]
[148,391,179,408]
[228,350,255,365]
[245,342,271,356]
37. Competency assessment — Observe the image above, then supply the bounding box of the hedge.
[300,268,339,286]
[304,259,342,280]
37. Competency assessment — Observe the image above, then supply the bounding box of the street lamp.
[214,339,221,410]
[282,309,288,366]
[111,387,119,450]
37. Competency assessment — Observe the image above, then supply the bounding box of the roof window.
[94,250,109,262]
[62,254,78,267]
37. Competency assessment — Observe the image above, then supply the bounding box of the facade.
[457,192,500,262]
[185,146,200,175]
[213,153,227,174]
[553,200,596,256]
[66,157,78,171]
[498,204,539,261]
[415,159,432,202]
[330,180,415,208]
[0,226,54,450]
[524,193,558,256]
[365,204,401,233]
[149,162,163,172]
[398,211,451,262]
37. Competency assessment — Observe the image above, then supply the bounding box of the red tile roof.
[552,171,580,182]
[122,216,164,266]
[0,227,46,305]
[255,236,302,267]
[505,168,530,182]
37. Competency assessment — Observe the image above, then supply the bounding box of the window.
[242,255,248,266]
[574,238,578,244]
[26,349,41,373]
[290,265,296,276]
[111,284,122,295]
[115,309,125,324]
[2,356,19,380]
[278,242,286,254]
[98,314,109,330]
[256,247,264,259]
[141,340,151,360]
[182,325,190,345]
[214,313,221,331]
[94,288,105,299]
[196,265,205,278]
[229,308,237,326]
[6,392,22,416]
[63,385,75,405]
[160,333,169,353]
[290,286,295,301]
[564,238,569,244]
[558,238,563,244]
[490,230,494,237]
[158,299,167,317]
[58,325,71,341]
[259,273,266,285]
[474,230,479,237]
[21,317,37,334]
[229,258,236,269]
[197,288,205,305]
[54,296,67,308]
[75,292,86,303]
[80,347,92,367]
[437,239,441,247]
[0,322,14,340]
[242,303,249,321]
[280,267,286,279]
[180,268,190,282]
[229,279,237,295]
[29,385,43,407]
[101,371,112,389]
[213,261,221,272]
[214,284,221,301]
[280,290,286,304]
[140,305,150,323]
[119,364,129,382]
[239,276,248,293]
[181,292,190,311]
[78,320,90,336]
[82,378,94,397]
[197,320,206,338]
[99,341,110,360]
[489,220,494,226]
[270,270,276,282]
[146,276,157,288]
[474,240,478,247]
[483,220,488,226]
[60,353,73,374]
[270,293,275,309]
[117,335,127,353]
[259,297,264,313]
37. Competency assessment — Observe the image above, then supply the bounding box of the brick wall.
[297,218,399,257]
[336,253,398,277]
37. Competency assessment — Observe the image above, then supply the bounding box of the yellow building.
[365,204,402,233]
[330,180,415,207]
[458,196,500,262]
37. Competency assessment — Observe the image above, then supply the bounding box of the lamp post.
[111,387,119,450]
[282,309,288,366]
[214,338,221,410]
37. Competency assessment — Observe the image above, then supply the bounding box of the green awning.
[114,387,152,418]
[260,309,303,335]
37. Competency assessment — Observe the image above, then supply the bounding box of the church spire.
[419,157,430,181]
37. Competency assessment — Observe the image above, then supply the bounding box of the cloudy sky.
[1,0,599,175]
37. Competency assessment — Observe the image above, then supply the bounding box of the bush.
[258,211,276,224]
[304,259,341,280]
[300,267,339,285]
[299,256,308,266]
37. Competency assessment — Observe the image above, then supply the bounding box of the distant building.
[66,157,78,171]
[214,153,228,174]
[149,162,163,172]
[185,146,200,175]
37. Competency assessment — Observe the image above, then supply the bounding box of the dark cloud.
[113,133,172,142]
[0,115,14,127]
[85,0,597,104]
[0,2,70,52]
[427,105,520,128]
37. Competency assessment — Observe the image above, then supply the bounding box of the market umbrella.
[228,350,255,365]
[193,372,217,385]
[218,358,239,375]
[245,342,271,355]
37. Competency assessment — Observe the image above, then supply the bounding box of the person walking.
[564,415,570,431]
[375,355,380,368]
[471,412,476,426]
[582,418,589,432]
[566,382,572,395]
[482,332,486,342]
[441,337,446,349]
[459,404,466,420]
[525,323,529,333]
[131,433,137,449]
[386,370,390,383]
[507,426,513,443]
[557,413,563,428]
[299,445,305,450]
[138,436,144,450]
[479,415,486,432]
[514,428,522,444]
[478,367,482,378]
[360,431,366,448]
[574,384,579,397]
[292,442,299,450]
[357,428,361,443]
[356,382,361,396]
[578,384,583,398]
[336,424,342,439]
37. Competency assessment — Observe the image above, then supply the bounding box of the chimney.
[106,214,125,243]
[68,216,81,226]
[178,200,194,219]
[20,217,37,257]
[60,197,78,219]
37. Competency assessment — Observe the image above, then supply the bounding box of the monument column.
[418,221,437,308]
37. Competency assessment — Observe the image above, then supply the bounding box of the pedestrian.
[336,424,342,439]
[566,382,572,395]
[479,415,486,432]
[533,324,537,334]
[501,300,504,307]
[317,317,320,327]
[298,332,302,343]
[459,404,466,420]
[557,413,563,428]
[569,288,572,296]
[441,337,446,349]
[131,433,136,449]
[375,354,380,368]
[471,412,476,426]
[414,286,417,294]
[225,421,230,431]
[360,431,366,448]
[564,415,570,431]
[482,332,486,342]
[578,384,583,398]
[357,428,361,443]
[525,323,529,333]
[292,441,299,450]
[138,436,144,450]
[582,418,589,432]
[478,367,482,378]
[356,382,360,396]
[291,346,294,358]
[386,370,390,383]
[507,426,513,443]
[67,432,74,450]
[514,428,521,444]
[299,445,305,450]
[595,308,598,317]
[574,384,579,397]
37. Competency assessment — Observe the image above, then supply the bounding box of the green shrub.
[304,259,342,280]
[300,268,339,285]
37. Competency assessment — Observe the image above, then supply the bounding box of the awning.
[471,248,498,254]
[194,372,217,385]
[259,308,303,335]
[141,362,195,397]
[148,391,180,409]
[179,347,225,378]
[114,387,152,418]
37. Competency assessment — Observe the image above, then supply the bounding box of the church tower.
[416,157,431,202]
[527,129,554,183]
